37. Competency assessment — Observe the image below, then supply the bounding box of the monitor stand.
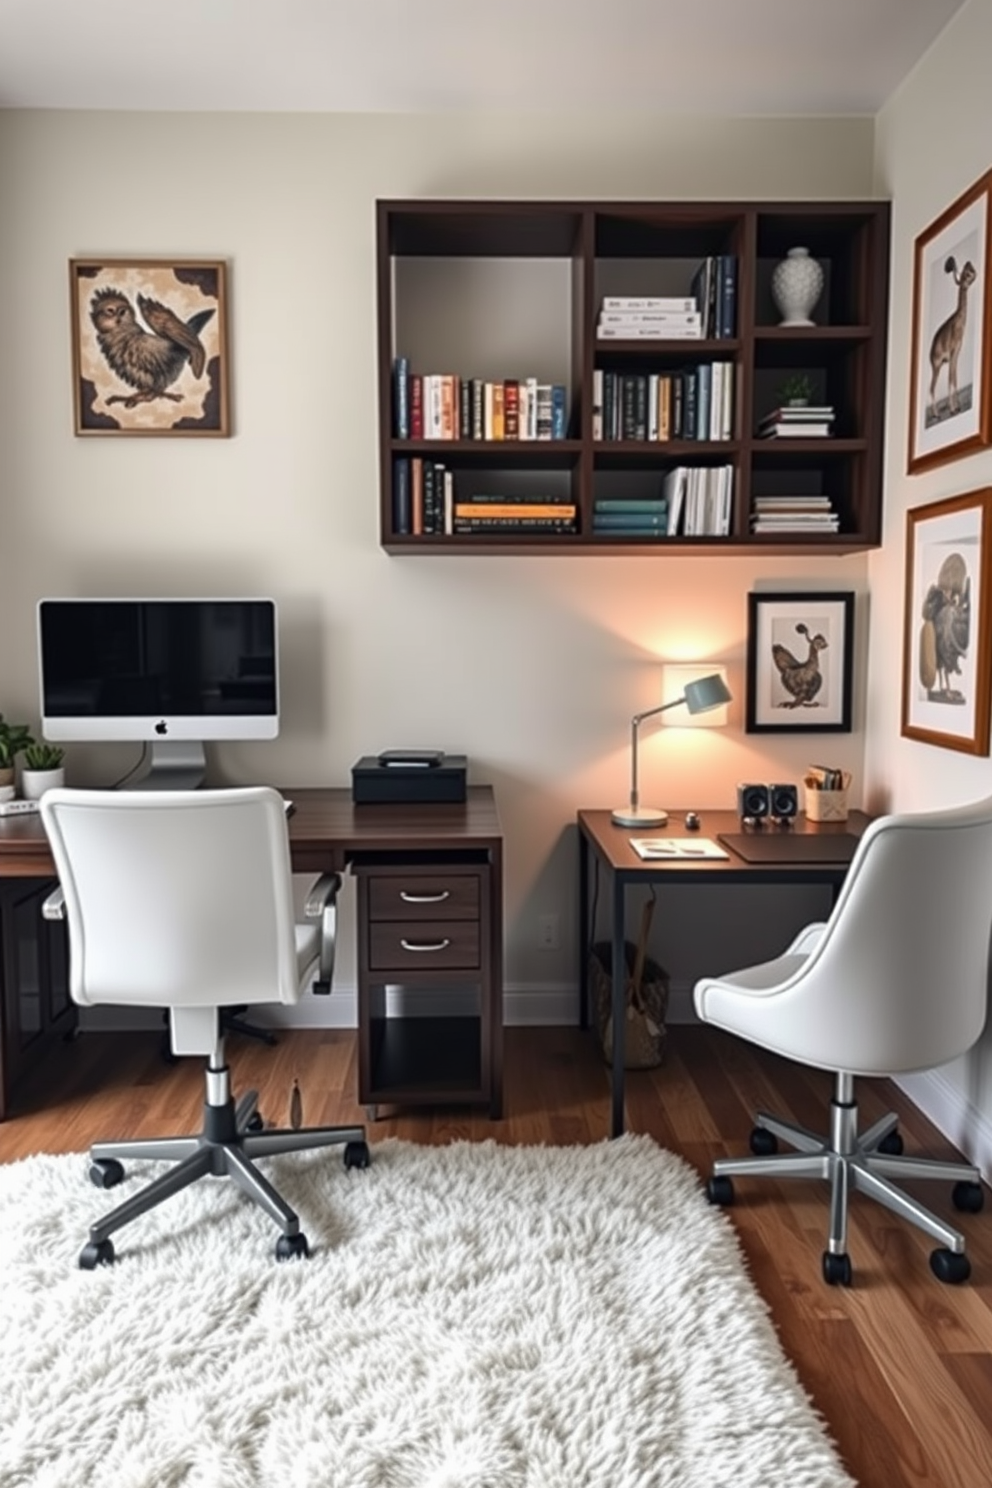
[121,740,206,791]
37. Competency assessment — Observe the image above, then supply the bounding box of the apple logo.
[154,720,168,735]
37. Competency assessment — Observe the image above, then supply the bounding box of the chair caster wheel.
[706,1176,734,1205]
[89,1158,125,1189]
[246,1112,265,1132]
[877,1130,904,1155]
[822,1251,852,1286]
[952,1181,984,1213]
[276,1232,309,1261]
[749,1127,778,1156]
[344,1140,370,1170]
[930,1248,970,1284]
[79,1238,115,1270]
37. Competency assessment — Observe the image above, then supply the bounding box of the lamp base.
[611,804,669,828]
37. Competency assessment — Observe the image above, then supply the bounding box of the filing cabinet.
[354,855,502,1118]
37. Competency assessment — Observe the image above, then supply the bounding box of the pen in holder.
[804,771,851,823]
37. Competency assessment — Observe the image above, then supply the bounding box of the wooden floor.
[2,1022,992,1488]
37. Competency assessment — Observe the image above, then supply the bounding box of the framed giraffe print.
[908,170,992,474]
[70,258,230,435]
[745,591,854,733]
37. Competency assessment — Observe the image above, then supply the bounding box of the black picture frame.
[746,591,854,733]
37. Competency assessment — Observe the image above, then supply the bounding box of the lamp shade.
[683,672,732,714]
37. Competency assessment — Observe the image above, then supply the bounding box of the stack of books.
[758,404,835,438]
[452,493,576,537]
[592,498,669,537]
[750,496,840,535]
[596,297,702,341]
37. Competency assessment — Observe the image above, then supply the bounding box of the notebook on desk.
[717,831,861,865]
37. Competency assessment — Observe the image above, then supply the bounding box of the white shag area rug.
[0,1135,854,1488]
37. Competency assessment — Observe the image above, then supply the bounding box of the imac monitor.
[38,598,279,788]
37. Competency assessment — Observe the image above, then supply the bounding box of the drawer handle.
[400,937,451,953]
[399,890,451,904]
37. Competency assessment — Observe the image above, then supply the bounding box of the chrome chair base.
[707,1073,983,1285]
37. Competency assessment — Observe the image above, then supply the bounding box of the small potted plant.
[778,372,815,407]
[0,715,34,795]
[20,742,65,800]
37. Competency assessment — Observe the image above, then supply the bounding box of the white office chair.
[694,795,992,1286]
[40,786,369,1270]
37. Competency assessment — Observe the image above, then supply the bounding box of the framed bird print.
[907,169,992,474]
[746,591,854,733]
[901,489,992,755]
[70,258,229,435]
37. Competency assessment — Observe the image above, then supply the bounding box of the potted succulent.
[778,372,816,407]
[20,742,65,800]
[0,715,34,794]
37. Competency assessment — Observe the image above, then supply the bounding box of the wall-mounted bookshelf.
[376,199,890,555]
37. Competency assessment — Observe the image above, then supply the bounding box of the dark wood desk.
[577,808,872,1138]
[0,786,503,1122]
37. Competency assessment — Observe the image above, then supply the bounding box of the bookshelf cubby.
[376,199,890,554]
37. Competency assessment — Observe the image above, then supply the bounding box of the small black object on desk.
[684,811,701,830]
[352,753,467,804]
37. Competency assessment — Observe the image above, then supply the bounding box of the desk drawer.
[368,875,480,922]
[368,919,480,971]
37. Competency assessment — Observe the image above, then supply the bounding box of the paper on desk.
[629,837,729,860]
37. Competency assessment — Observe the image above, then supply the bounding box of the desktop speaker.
[737,783,770,820]
[769,783,799,820]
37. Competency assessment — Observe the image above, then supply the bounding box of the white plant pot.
[20,766,65,800]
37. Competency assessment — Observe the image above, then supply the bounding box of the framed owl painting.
[70,258,230,435]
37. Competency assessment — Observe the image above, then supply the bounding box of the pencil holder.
[804,774,851,822]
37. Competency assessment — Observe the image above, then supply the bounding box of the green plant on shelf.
[0,715,34,769]
[777,372,816,405]
[22,742,65,771]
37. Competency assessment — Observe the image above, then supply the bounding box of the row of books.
[593,363,734,443]
[759,403,836,439]
[664,464,735,537]
[750,495,840,534]
[392,359,568,441]
[392,457,454,535]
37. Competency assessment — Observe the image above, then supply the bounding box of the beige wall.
[0,109,876,1017]
[871,0,992,1166]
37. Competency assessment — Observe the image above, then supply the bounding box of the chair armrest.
[42,886,65,921]
[787,921,828,956]
[305,873,342,995]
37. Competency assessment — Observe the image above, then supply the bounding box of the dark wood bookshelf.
[376,198,890,554]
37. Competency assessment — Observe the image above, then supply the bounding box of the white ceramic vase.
[20,766,65,800]
[771,246,824,326]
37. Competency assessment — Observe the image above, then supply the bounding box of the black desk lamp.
[611,671,732,828]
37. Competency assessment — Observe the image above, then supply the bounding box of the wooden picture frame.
[746,591,854,733]
[901,489,992,755]
[70,258,229,436]
[907,170,992,474]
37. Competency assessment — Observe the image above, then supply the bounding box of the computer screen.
[38,598,279,786]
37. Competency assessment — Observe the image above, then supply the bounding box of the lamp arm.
[627,699,682,809]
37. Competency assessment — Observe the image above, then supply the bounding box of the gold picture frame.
[70,258,229,436]
[907,171,992,474]
[901,488,992,755]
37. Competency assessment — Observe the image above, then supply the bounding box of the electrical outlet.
[538,913,560,951]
